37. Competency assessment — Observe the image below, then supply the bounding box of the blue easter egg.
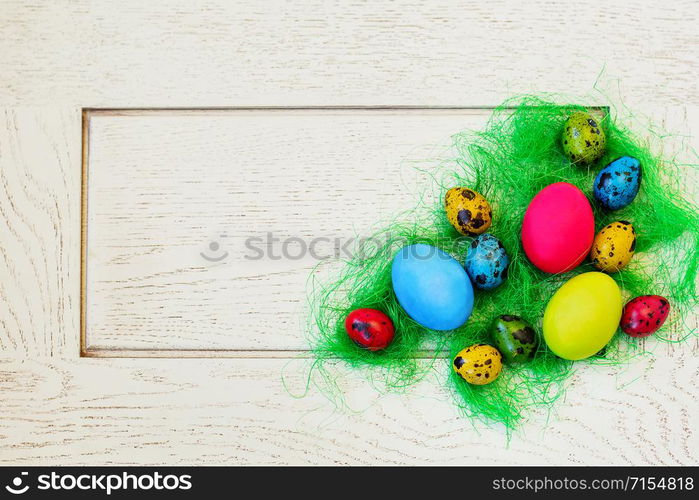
[593,156,642,210]
[464,233,509,290]
[391,244,474,330]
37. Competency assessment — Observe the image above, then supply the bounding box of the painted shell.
[444,187,492,236]
[521,182,594,274]
[621,295,670,338]
[391,244,474,331]
[590,221,636,272]
[491,315,537,363]
[543,272,622,360]
[452,344,503,385]
[464,233,509,290]
[593,156,642,211]
[562,111,606,165]
[344,308,395,351]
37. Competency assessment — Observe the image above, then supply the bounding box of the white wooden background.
[1,0,698,465]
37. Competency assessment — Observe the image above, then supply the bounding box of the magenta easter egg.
[620,295,670,338]
[521,182,594,274]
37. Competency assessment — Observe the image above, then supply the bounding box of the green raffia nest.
[306,96,699,429]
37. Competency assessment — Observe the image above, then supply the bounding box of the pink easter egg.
[521,182,594,274]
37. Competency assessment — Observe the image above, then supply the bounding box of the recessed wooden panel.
[82,108,492,355]
[3,0,698,467]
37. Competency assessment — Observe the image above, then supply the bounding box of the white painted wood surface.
[84,108,488,352]
[0,0,697,465]
[1,0,697,110]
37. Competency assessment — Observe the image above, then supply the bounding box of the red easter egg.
[621,295,670,338]
[345,308,395,351]
[521,182,594,274]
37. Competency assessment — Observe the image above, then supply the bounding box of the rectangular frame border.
[80,105,608,358]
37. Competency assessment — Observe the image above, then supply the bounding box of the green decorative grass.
[307,96,699,428]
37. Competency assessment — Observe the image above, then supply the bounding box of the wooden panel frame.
[79,106,607,359]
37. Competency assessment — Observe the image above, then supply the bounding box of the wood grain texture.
[0,109,81,357]
[1,0,697,109]
[0,355,696,465]
[83,108,488,351]
[1,0,698,465]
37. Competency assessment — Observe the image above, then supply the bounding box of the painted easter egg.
[521,182,595,274]
[593,156,642,210]
[543,272,622,360]
[464,234,509,290]
[491,315,538,363]
[562,111,606,164]
[453,344,503,385]
[621,295,670,338]
[344,308,395,351]
[391,244,474,331]
[444,187,492,236]
[590,221,636,273]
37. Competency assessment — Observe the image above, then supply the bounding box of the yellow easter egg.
[543,272,622,360]
[452,344,502,385]
[444,187,492,236]
[590,221,636,272]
